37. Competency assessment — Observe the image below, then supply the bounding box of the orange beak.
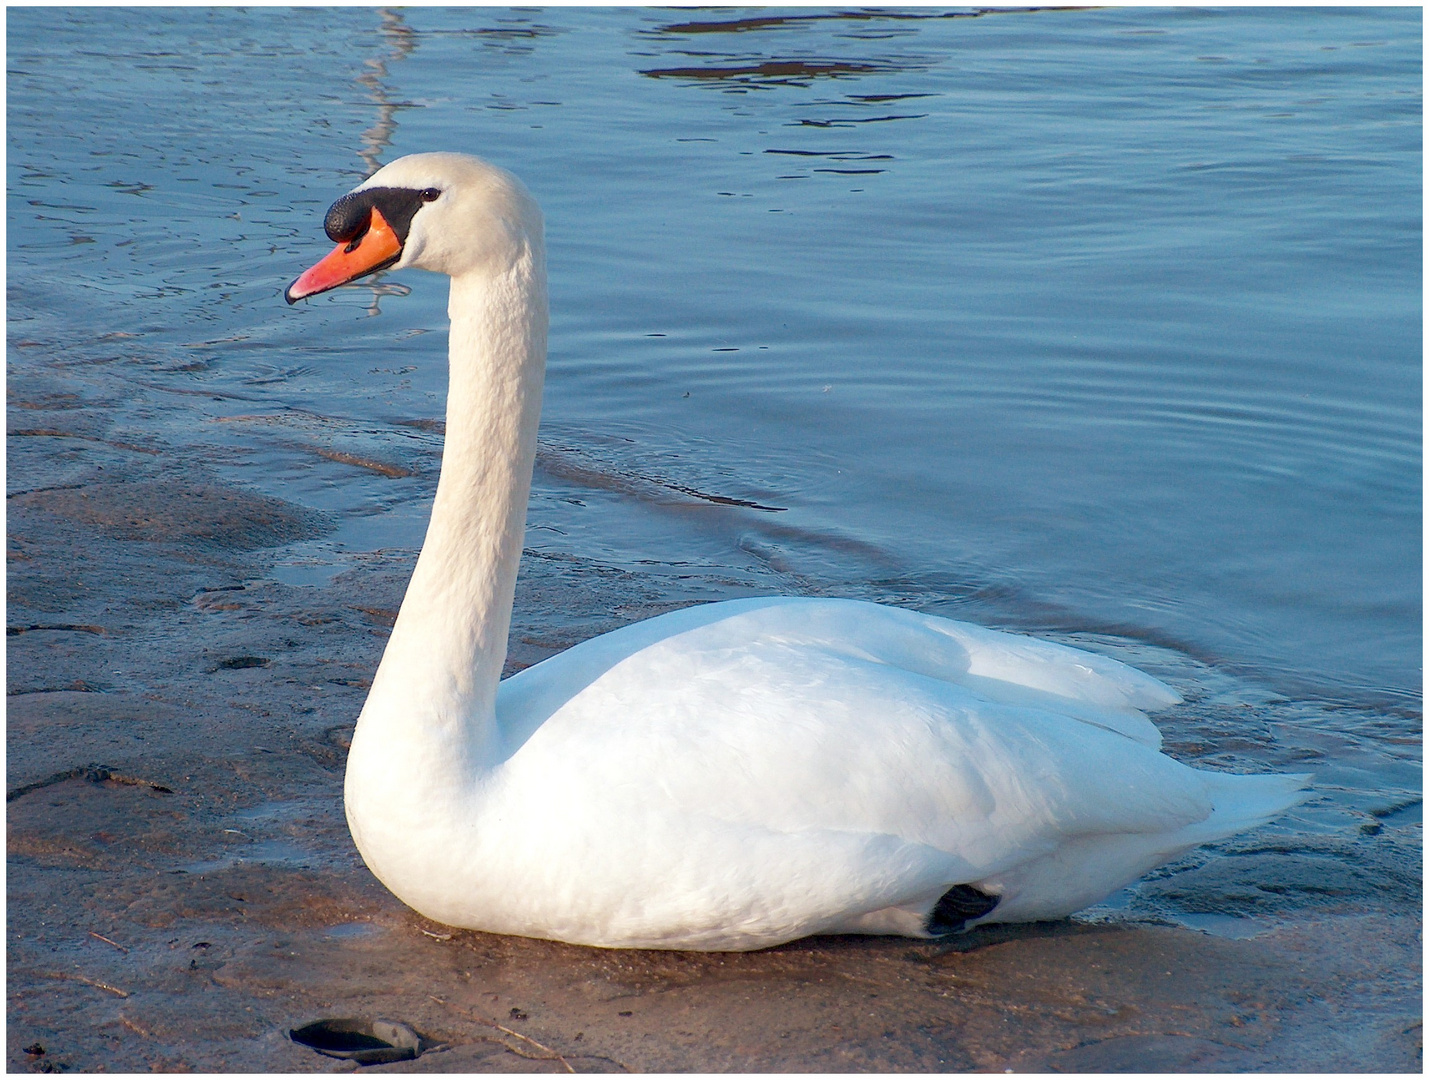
[285,207,403,304]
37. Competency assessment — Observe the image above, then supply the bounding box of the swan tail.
[959,770,1312,927]
[1179,769,1313,847]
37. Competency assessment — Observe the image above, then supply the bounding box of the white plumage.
[289,152,1308,951]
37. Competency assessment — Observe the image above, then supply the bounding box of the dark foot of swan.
[926,884,999,936]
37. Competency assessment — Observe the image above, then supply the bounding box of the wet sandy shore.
[7,373,1421,1073]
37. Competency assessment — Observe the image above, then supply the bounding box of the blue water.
[8,8,1421,859]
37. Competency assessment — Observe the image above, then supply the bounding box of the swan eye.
[420,188,441,202]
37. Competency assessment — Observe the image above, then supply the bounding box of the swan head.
[286,152,542,303]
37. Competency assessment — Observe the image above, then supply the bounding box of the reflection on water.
[356,9,417,179]
[639,8,940,89]
[7,6,1421,921]
[650,9,1003,35]
[351,7,417,317]
[640,58,909,84]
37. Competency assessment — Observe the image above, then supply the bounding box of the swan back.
[496,597,1176,756]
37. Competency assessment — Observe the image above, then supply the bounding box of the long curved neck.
[360,254,547,763]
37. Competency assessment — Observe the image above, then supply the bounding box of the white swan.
[286,152,1308,951]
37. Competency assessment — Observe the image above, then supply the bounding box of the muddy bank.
[7,375,1421,1073]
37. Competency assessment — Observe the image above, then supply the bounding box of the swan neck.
[362,256,547,756]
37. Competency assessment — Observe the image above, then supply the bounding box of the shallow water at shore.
[7,5,1421,1072]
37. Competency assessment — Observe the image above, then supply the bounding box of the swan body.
[288,152,1309,951]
